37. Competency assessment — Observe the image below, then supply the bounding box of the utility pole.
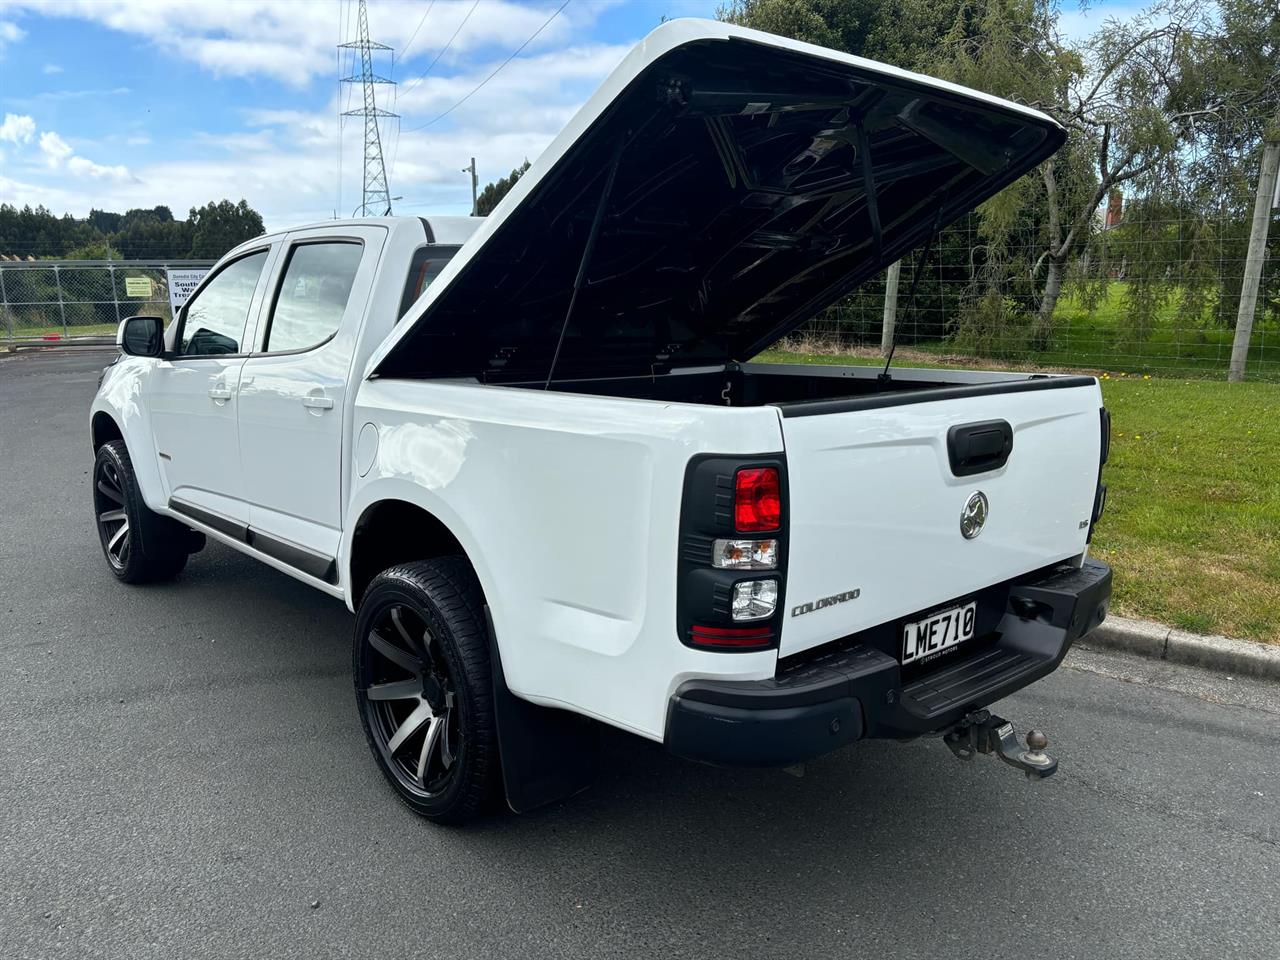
[339,0,397,217]
[462,157,479,216]
[1229,110,1280,382]
[881,260,901,357]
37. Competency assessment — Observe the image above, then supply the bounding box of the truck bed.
[502,362,1096,411]
[494,361,1105,659]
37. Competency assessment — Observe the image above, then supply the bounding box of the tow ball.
[942,709,1058,780]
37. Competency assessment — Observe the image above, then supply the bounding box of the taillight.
[731,579,778,621]
[689,625,774,648]
[734,467,781,532]
[678,456,787,652]
[1087,407,1110,543]
[711,538,778,570]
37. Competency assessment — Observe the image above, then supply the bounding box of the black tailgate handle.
[947,420,1013,476]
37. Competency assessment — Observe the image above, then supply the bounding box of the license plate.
[902,601,977,665]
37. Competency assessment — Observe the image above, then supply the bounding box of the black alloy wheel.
[364,602,462,795]
[92,439,189,583]
[354,558,498,822]
[94,455,132,572]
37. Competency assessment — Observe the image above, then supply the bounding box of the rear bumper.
[664,558,1112,767]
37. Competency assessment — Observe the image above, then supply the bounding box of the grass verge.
[758,349,1280,643]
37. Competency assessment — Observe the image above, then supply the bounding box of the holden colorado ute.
[89,20,1111,823]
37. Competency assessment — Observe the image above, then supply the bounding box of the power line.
[398,0,437,65]
[389,0,474,183]
[400,0,480,97]
[388,0,440,184]
[401,0,570,135]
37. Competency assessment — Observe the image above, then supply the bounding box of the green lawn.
[984,284,1280,380]
[758,349,1280,643]
[1091,377,1279,643]
[793,281,1280,381]
[1,322,118,348]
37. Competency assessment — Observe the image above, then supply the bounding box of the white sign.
[166,268,209,313]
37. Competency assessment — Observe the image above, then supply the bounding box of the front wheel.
[92,440,189,583]
[353,558,499,823]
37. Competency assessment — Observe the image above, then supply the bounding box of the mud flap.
[484,607,598,813]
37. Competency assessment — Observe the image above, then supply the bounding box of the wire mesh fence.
[0,260,213,344]
[2,206,1275,381]
[775,181,1279,382]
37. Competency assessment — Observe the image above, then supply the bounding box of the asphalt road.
[2,348,1279,960]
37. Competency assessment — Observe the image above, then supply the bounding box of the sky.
[0,0,1148,231]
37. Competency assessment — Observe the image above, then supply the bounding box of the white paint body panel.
[149,355,249,521]
[348,380,784,738]
[777,383,1103,657]
[236,225,387,557]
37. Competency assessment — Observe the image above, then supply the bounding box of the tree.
[720,0,963,67]
[932,0,1208,347]
[1,199,265,260]
[112,217,193,260]
[475,161,531,217]
[188,199,265,259]
[1186,0,1280,379]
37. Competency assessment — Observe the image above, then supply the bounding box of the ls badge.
[960,491,989,540]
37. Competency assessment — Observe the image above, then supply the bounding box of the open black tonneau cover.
[369,19,1064,384]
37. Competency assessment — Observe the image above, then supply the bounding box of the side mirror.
[117,316,165,357]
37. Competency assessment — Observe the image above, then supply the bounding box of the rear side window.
[398,245,459,320]
[263,241,364,353]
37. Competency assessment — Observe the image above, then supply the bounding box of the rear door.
[236,226,384,570]
[778,380,1103,657]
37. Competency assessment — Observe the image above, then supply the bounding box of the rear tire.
[353,557,499,823]
[92,440,190,583]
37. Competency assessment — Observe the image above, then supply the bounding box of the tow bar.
[942,709,1058,780]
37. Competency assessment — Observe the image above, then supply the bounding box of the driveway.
[2,348,1278,959]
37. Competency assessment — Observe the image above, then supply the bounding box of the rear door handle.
[208,385,233,401]
[301,396,334,410]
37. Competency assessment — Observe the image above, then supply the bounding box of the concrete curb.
[1080,614,1280,681]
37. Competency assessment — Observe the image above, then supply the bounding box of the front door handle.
[208,385,233,401]
[301,395,334,410]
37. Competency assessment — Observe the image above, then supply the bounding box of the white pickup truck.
[90,20,1111,822]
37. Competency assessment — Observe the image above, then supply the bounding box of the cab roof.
[250,216,482,248]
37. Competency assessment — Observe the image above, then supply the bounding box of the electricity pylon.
[340,0,397,217]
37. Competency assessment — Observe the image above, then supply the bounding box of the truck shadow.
[165,541,1077,932]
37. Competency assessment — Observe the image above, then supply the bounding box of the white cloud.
[32,128,135,182]
[67,155,132,181]
[2,0,601,88]
[34,85,131,101]
[0,3,638,227]
[0,113,36,144]
[0,18,25,47]
[38,130,73,166]
[41,62,62,74]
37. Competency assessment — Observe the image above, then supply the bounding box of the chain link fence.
[0,260,213,345]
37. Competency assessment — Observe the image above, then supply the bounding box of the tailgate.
[778,380,1104,657]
